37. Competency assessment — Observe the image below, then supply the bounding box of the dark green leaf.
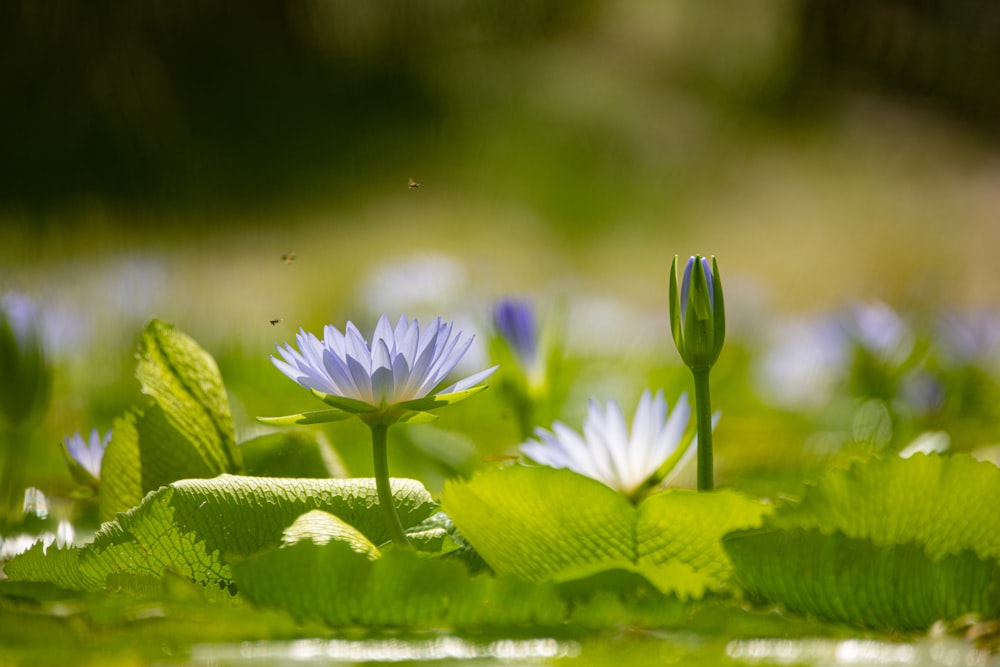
[233,539,569,629]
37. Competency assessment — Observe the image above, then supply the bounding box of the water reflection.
[727,637,995,666]
[187,637,578,665]
[0,519,75,561]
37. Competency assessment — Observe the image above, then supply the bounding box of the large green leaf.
[723,454,1000,630]
[7,475,437,592]
[136,319,240,474]
[233,539,570,629]
[99,320,242,521]
[441,465,771,599]
[725,528,1000,631]
[768,453,1000,560]
[98,410,145,521]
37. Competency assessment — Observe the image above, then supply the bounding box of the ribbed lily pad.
[442,465,771,599]
[6,475,436,592]
[723,454,1000,630]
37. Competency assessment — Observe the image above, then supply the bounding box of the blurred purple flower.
[493,298,538,367]
[935,311,1000,367]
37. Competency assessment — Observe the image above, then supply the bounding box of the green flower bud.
[0,292,51,428]
[669,255,726,371]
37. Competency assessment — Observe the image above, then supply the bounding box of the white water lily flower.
[62,428,110,485]
[266,314,497,426]
[520,390,696,499]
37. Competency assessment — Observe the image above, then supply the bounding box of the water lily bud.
[0,292,51,427]
[493,299,538,371]
[490,298,550,394]
[669,255,726,371]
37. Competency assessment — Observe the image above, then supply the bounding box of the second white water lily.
[520,390,697,501]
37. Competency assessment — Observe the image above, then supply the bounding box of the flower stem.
[515,396,534,442]
[0,426,26,528]
[370,424,410,548]
[693,368,714,491]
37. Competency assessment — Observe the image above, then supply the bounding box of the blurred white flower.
[754,316,848,409]
[844,301,913,365]
[359,253,466,317]
[899,431,950,459]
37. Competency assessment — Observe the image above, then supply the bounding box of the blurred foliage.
[802,0,1000,127]
[3,0,998,220]
[0,0,600,214]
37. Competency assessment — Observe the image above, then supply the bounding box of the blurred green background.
[3,0,1000,499]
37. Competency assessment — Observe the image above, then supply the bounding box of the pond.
[3,3,1000,666]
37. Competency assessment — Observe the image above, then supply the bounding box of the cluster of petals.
[272,314,496,414]
[520,389,694,497]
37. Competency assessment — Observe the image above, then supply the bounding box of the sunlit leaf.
[135,319,240,473]
[256,409,352,425]
[98,410,145,523]
[99,320,242,521]
[395,385,488,413]
[282,510,381,560]
[726,528,1000,631]
[7,475,436,592]
[309,390,375,413]
[768,453,1000,560]
[442,465,771,599]
[396,410,438,424]
[724,454,1000,630]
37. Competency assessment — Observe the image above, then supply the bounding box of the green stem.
[693,368,714,491]
[1,426,26,528]
[515,396,534,442]
[370,424,410,548]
